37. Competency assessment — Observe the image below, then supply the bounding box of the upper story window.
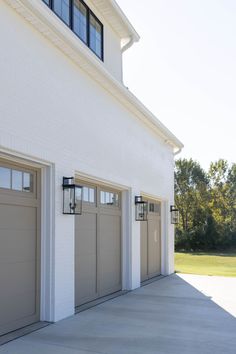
[53,0,70,26]
[42,0,103,60]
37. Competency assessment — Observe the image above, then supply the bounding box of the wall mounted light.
[135,196,147,221]
[170,205,179,224]
[62,177,83,215]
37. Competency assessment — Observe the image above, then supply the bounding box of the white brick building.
[0,0,183,335]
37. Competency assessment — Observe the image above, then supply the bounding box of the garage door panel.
[99,214,121,296]
[141,200,161,281]
[0,260,36,294]
[0,204,36,229]
[0,229,37,264]
[75,212,98,306]
[148,217,161,277]
[75,255,97,305]
[99,257,121,296]
[141,221,148,282]
[0,289,36,325]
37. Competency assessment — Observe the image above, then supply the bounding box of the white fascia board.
[90,0,140,45]
[5,0,184,152]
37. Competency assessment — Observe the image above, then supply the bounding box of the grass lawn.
[175,251,236,277]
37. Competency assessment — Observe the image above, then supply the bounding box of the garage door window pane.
[89,188,95,203]
[83,186,95,203]
[23,173,33,192]
[100,191,119,207]
[0,167,11,189]
[12,170,22,191]
[53,0,70,25]
[149,203,161,214]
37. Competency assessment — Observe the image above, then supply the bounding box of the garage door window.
[83,186,95,203]
[0,166,33,193]
[0,167,11,189]
[149,202,161,214]
[100,191,119,207]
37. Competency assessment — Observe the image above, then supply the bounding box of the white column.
[129,188,141,290]
[53,165,75,321]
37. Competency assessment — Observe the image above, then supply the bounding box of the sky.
[116,0,236,171]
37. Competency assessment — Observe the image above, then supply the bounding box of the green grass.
[175,251,236,277]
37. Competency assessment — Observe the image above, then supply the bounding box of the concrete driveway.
[1,274,236,354]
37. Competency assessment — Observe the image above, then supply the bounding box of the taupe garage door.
[141,199,161,282]
[0,160,40,336]
[75,183,121,307]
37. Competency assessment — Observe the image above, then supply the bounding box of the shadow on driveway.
[1,274,236,354]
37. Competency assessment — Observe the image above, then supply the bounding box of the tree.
[175,158,236,251]
[175,158,209,232]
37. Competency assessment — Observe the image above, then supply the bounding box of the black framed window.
[89,13,102,59]
[53,0,70,26]
[42,0,104,60]
[73,0,88,43]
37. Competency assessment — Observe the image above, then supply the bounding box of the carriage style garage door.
[0,160,40,336]
[141,199,161,282]
[75,182,122,307]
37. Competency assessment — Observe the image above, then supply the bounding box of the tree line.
[175,158,236,251]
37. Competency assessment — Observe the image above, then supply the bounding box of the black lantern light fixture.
[170,205,179,224]
[62,177,83,215]
[135,196,147,221]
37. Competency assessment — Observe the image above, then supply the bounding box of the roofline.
[4,0,184,152]
[109,0,140,41]
[90,0,140,47]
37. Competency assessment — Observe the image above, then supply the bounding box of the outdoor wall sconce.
[170,205,179,224]
[62,177,83,215]
[135,196,147,221]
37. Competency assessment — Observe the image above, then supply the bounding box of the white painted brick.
[0,1,176,321]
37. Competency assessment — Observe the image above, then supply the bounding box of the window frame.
[0,162,36,198]
[87,7,103,60]
[99,188,120,209]
[42,0,104,61]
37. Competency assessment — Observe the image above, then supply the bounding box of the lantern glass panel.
[135,202,147,221]
[63,187,75,214]
[171,210,179,224]
[74,186,82,214]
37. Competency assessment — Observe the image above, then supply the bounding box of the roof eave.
[5,0,183,153]
[90,0,140,44]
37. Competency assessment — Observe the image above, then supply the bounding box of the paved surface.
[179,273,236,318]
[1,274,236,354]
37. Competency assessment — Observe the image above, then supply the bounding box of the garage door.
[141,199,161,282]
[0,160,40,336]
[75,183,122,307]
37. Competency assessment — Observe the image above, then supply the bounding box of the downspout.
[121,36,134,53]
[174,147,182,156]
[121,36,134,84]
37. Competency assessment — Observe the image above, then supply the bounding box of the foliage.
[175,158,236,251]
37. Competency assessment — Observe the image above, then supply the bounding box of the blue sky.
[116,0,236,170]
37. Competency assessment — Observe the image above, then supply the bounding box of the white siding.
[0,1,175,322]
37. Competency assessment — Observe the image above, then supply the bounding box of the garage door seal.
[0,322,50,346]
[75,290,129,314]
[141,275,167,287]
